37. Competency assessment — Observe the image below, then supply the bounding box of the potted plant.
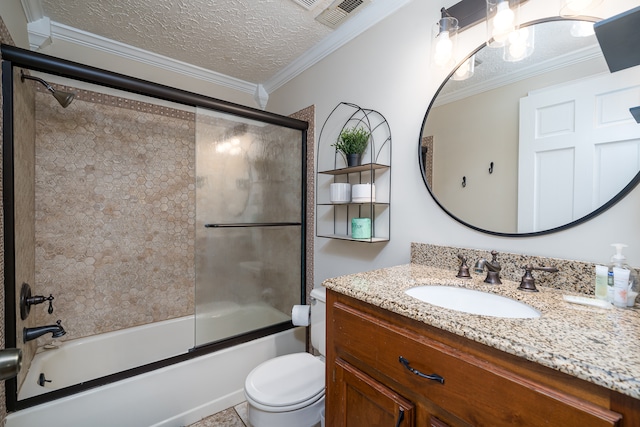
[332,126,370,167]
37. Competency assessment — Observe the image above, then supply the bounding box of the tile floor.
[187,402,249,427]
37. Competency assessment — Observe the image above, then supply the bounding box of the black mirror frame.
[418,17,640,237]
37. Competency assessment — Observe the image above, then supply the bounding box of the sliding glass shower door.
[194,108,304,347]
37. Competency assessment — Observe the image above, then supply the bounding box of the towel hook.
[489,162,494,174]
[461,176,466,187]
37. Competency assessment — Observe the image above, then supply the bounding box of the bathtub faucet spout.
[23,320,66,343]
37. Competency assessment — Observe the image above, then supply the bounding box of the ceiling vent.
[315,0,371,29]
[290,0,324,10]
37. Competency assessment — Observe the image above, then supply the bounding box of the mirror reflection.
[421,19,640,235]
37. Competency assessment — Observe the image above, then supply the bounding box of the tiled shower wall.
[33,88,197,339]
[11,68,37,394]
[291,105,315,307]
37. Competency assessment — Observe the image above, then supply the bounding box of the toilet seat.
[244,353,325,412]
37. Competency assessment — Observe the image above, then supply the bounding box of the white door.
[518,67,640,233]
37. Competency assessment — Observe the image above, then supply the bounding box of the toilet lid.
[245,353,325,408]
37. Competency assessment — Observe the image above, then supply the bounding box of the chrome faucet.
[23,320,66,343]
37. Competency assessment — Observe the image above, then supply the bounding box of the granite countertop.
[322,263,640,400]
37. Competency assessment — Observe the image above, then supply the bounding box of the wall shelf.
[319,163,389,175]
[316,103,391,243]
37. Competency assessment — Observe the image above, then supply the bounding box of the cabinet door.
[430,416,452,427]
[331,358,414,427]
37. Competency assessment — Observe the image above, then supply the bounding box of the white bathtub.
[7,303,305,427]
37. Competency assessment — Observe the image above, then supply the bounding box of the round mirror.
[420,18,640,236]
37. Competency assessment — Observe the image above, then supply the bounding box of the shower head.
[20,71,75,108]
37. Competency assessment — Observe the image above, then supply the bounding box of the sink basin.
[405,286,540,319]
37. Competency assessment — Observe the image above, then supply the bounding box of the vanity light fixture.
[486,0,520,48]
[560,0,604,17]
[451,54,476,80]
[503,25,534,62]
[432,10,459,69]
[433,0,528,69]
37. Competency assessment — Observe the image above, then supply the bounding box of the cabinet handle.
[395,408,405,427]
[399,356,445,384]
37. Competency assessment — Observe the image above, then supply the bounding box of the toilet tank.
[309,287,327,357]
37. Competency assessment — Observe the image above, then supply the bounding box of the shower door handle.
[204,222,301,228]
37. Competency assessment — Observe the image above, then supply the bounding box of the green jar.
[351,218,371,239]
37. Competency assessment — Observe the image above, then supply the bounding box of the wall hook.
[489,162,494,174]
[461,176,466,188]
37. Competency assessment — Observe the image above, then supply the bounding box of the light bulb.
[504,26,533,62]
[493,1,515,31]
[434,32,453,67]
[452,56,474,81]
[455,62,471,78]
[507,27,529,44]
[508,39,526,59]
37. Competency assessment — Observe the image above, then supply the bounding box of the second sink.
[405,286,540,319]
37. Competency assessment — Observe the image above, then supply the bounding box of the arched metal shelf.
[316,102,391,243]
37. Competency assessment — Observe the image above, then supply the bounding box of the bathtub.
[7,303,305,427]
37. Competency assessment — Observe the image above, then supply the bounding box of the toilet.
[244,287,326,427]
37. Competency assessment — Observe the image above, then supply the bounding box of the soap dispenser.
[608,244,639,307]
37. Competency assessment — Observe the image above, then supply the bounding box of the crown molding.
[48,22,258,95]
[22,0,412,100]
[20,0,45,22]
[262,0,413,93]
[433,44,604,107]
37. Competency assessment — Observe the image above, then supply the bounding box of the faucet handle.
[483,250,502,284]
[47,295,54,314]
[518,264,559,292]
[456,254,471,279]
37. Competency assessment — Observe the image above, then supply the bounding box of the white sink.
[405,286,540,319]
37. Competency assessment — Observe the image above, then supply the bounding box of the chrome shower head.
[20,70,75,108]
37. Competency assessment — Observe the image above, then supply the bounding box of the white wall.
[267,0,640,287]
[0,0,29,48]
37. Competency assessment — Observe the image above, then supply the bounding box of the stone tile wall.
[12,68,37,394]
[290,105,315,303]
[33,85,197,340]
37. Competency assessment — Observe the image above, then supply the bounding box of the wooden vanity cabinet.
[326,290,639,427]
[333,358,415,426]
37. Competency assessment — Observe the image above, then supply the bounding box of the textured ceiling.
[40,0,337,84]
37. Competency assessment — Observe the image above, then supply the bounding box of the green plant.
[332,127,370,155]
